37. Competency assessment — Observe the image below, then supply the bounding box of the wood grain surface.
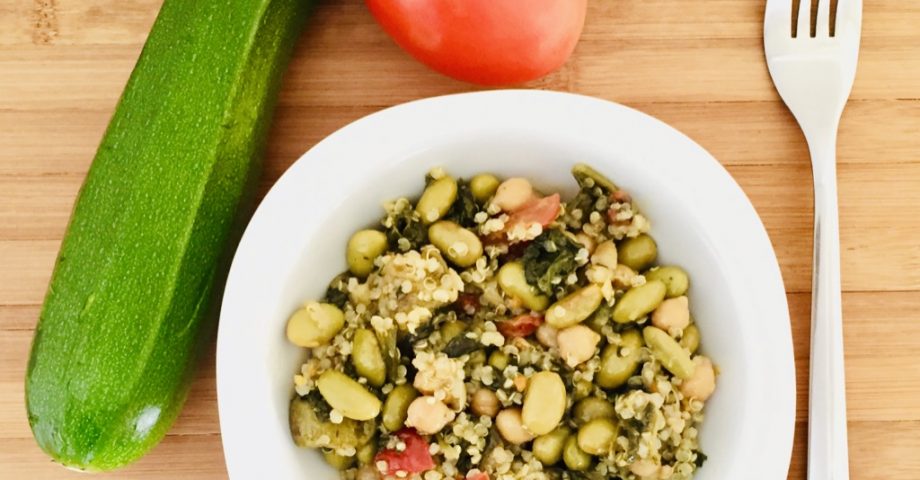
[1,0,919,478]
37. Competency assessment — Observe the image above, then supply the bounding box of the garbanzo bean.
[496,408,535,445]
[316,370,382,421]
[492,177,533,212]
[497,261,549,311]
[322,449,355,470]
[381,384,419,432]
[681,323,701,354]
[428,220,483,267]
[346,229,388,277]
[591,240,618,269]
[557,325,602,368]
[643,326,696,379]
[680,356,716,401]
[563,435,592,471]
[617,234,657,271]
[416,176,458,223]
[286,302,345,348]
[644,265,690,297]
[522,371,566,436]
[545,285,604,329]
[597,329,643,389]
[470,173,501,203]
[533,426,571,466]
[471,388,500,418]
[352,328,386,387]
[577,418,617,455]
[612,280,667,324]
[572,397,616,425]
[405,396,455,435]
[651,296,690,332]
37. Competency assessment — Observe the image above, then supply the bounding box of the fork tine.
[835,0,863,37]
[764,0,793,37]
[797,0,813,38]
[816,0,831,37]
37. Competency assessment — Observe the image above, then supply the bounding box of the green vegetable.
[577,418,617,455]
[416,176,457,223]
[533,426,571,466]
[445,180,482,226]
[643,326,696,379]
[384,203,428,251]
[563,435,593,471]
[597,330,643,389]
[25,0,311,471]
[681,324,701,354]
[322,449,355,470]
[497,261,550,311]
[443,335,480,358]
[352,329,386,387]
[572,163,617,192]
[469,174,500,203]
[428,220,483,267]
[572,397,616,425]
[381,385,419,432]
[522,371,566,436]
[286,302,345,348]
[544,285,603,329]
[645,266,690,298]
[612,280,667,324]
[522,229,582,296]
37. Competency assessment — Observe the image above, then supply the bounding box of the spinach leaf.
[444,180,481,228]
[384,207,427,252]
[522,228,582,297]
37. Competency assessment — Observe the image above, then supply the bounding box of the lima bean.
[522,371,566,436]
[352,328,386,387]
[322,449,355,470]
[357,441,377,465]
[428,220,483,267]
[497,261,550,312]
[597,329,643,389]
[416,176,458,224]
[545,285,604,329]
[563,435,592,471]
[572,163,617,191]
[488,350,510,371]
[346,229,388,277]
[617,234,657,271]
[612,280,667,324]
[470,173,501,203]
[644,266,690,298]
[643,326,696,379]
[533,426,571,466]
[681,323,701,354]
[382,384,419,432]
[316,370,382,421]
[572,397,616,425]
[577,418,617,455]
[286,302,345,348]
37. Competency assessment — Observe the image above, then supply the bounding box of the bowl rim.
[216,90,795,479]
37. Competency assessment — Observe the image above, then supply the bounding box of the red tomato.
[507,194,562,230]
[467,473,490,480]
[497,314,543,338]
[374,429,435,475]
[365,0,588,85]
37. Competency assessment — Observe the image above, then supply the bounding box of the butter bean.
[612,280,667,324]
[643,326,695,380]
[416,176,458,224]
[428,220,483,267]
[286,302,345,348]
[470,173,501,203]
[316,370,382,421]
[346,229,388,277]
[497,261,549,311]
[522,371,566,436]
[545,285,604,329]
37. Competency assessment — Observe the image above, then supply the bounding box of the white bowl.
[216,90,795,479]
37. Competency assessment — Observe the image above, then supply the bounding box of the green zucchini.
[25,0,311,471]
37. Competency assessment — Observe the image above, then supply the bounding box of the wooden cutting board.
[1,0,918,478]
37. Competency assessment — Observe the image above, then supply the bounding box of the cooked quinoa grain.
[287,165,716,480]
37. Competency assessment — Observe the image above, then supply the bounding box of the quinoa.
[285,165,716,480]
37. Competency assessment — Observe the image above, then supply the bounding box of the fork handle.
[807,137,850,480]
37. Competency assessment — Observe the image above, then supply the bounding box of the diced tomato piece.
[456,293,481,314]
[497,314,543,338]
[374,429,435,475]
[466,472,490,480]
[507,194,561,229]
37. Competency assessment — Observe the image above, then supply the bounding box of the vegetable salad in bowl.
[285,164,716,480]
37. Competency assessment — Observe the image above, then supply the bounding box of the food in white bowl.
[284,165,716,480]
[216,91,794,480]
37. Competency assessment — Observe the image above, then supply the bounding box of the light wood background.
[2,0,919,478]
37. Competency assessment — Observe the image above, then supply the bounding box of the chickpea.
[574,232,597,254]
[496,408,535,445]
[630,459,660,478]
[591,240,618,269]
[680,356,716,401]
[492,178,533,212]
[556,325,601,368]
[471,389,500,418]
[536,323,559,349]
[651,295,690,332]
[405,396,455,435]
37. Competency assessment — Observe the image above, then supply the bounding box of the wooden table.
[2,0,919,478]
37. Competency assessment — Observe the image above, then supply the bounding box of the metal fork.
[764,0,862,478]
